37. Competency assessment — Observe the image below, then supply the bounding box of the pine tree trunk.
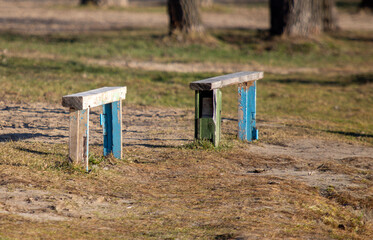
[361,0,373,11]
[270,0,324,37]
[322,0,338,32]
[168,0,204,36]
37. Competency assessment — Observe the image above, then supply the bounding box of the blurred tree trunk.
[80,0,128,6]
[361,0,373,11]
[168,0,204,36]
[81,0,101,5]
[322,0,338,32]
[270,0,338,37]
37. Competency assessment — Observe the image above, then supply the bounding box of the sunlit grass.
[1,29,372,69]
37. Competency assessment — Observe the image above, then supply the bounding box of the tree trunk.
[168,0,204,36]
[81,0,101,5]
[361,0,373,11]
[270,0,324,37]
[322,0,338,32]
[80,0,128,6]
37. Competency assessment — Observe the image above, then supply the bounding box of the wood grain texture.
[69,108,89,165]
[62,87,127,110]
[190,71,263,90]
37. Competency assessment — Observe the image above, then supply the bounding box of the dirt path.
[2,101,372,160]
[0,102,194,147]
[2,101,373,158]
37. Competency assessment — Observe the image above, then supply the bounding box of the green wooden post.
[195,89,222,147]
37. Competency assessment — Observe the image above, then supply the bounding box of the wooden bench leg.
[69,107,90,170]
[102,100,122,159]
[238,81,258,141]
[195,89,222,147]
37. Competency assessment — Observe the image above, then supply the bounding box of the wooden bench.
[190,71,263,147]
[62,86,127,170]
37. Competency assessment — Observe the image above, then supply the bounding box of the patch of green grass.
[258,73,373,144]
[0,56,210,107]
[336,0,361,12]
[1,29,372,69]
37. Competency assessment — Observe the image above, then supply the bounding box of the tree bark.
[80,0,128,6]
[322,0,338,32]
[361,0,373,11]
[168,0,204,36]
[81,0,101,5]
[270,0,337,37]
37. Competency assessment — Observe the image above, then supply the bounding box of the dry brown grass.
[1,135,372,239]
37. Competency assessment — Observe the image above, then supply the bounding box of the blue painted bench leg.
[238,81,258,141]
[101,100,123,159]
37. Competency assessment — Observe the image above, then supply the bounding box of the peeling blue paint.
[238,81,258,142]
[238,85,247,140]
[102,101,122,159]
[112,101,122,159]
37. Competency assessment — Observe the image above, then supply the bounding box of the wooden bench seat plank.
[190,71,263,90]
[62,86,127,110]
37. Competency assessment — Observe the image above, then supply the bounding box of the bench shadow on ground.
[325,130,373,139]
[0,25,165,42]
[0,133,65,143]
[214,28,269,45]
[14,146,65,157]
[266,73,373,86]
[124,143,179,148]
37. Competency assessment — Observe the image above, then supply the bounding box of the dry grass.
[1,135,373,239]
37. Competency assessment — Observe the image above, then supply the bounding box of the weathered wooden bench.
[190,71,264,147]
[62,86,127,170]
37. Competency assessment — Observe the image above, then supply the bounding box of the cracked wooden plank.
[62,87,127,110]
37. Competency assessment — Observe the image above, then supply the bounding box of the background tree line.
[81,0,373,38]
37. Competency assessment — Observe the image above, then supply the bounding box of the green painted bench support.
[195,89,222,147]
[190,72,263,147]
